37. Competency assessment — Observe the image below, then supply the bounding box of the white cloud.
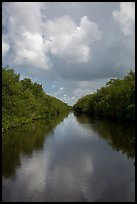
[113,2,135,36]
[2,2,135,105]
[2,38,10,58]
[3,2,45,33]
[60,87,64,91]
[49,78,110,105]
[2,2,50,68]
[12,32,51,69]
[46,15,102,63]
[3,2,102,68]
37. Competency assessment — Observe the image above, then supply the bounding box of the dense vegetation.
[74,71,135,121]
[2,66,70,132]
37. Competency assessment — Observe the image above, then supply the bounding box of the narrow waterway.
[2,113,135,202]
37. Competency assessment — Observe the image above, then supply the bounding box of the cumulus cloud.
[2,2,102,68]
[2,2,50,68]
[46,15,102,63]
[113,2,135,36]
[2,2,45,33]
[12,32,51,69]
[2,38,10,58]
[2,2,135,105]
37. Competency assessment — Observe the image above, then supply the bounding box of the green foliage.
[2,66,69,132]
[74,70,135,120]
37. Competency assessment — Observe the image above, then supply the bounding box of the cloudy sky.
[2,2,135,105]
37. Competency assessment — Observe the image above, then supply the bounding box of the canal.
[2,113,135,202]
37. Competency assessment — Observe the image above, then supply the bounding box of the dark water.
[2,113,135,202]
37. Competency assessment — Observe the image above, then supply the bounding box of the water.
[2,113,135,202]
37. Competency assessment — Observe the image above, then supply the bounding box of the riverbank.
[73,71,135,121]
[2,67,70,132]
[2,112,70,133]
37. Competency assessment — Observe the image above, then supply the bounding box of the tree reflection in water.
[2,112,69,178]
[75,114,135,160]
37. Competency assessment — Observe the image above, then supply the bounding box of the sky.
[2,2,135,105]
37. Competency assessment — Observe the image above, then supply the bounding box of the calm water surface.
[2,113,135,202]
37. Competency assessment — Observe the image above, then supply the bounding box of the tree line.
[73,70,135,121]
[2,66,70,132]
